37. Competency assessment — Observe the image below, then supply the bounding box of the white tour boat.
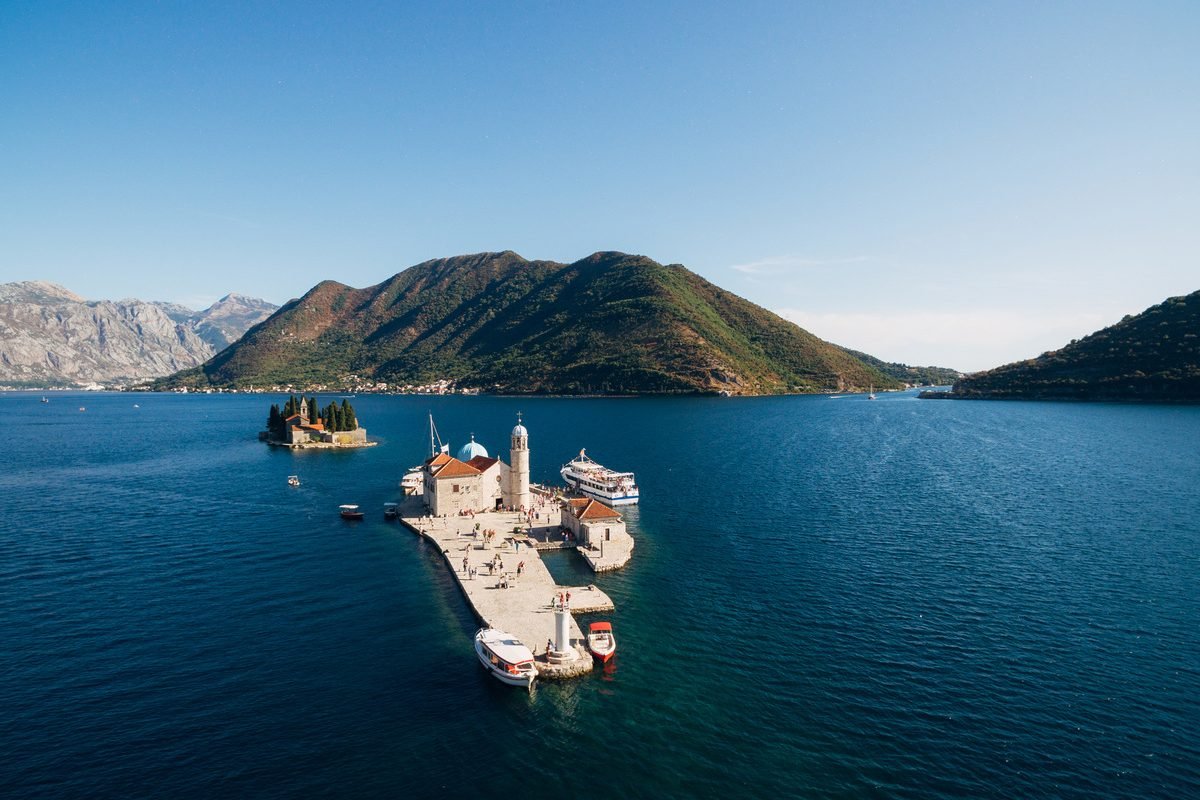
[474,628,537,689]
[400,467,423,495]
[560,449,639,506]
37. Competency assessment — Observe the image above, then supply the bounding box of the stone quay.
[397,497,612,679]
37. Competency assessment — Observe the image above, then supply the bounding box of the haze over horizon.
[2,2,1196,373]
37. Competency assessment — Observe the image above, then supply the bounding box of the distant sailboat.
[868,384,877,400]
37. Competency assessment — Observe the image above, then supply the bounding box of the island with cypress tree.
[262,395,373,448]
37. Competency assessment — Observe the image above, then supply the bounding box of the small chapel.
[422,415,532,516]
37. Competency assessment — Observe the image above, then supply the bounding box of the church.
[421,415,531,516]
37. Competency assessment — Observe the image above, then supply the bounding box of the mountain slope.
[950,290,1200,402]
[844,349,962,386]
[0,283,277,386]
[164,251,902,395]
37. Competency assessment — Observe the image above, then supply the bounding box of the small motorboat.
[339,504,364,520]
[587,621,616,662]
[288,475,301,487]
[474,628,537,689]
[383,502,399,519]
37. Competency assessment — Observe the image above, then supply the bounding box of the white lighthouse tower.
[509,413,531,510]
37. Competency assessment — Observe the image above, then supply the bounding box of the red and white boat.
[475,628,537,689]
[587,621,616,662]
[339,504,364,520]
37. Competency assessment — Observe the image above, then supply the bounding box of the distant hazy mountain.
[159,251,903,395]
[947,290,1200,402]
[188,293,280,352]
[0,283,277,386]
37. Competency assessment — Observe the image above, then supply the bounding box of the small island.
[262,395,373,448]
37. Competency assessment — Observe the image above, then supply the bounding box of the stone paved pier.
[397,497,611,679]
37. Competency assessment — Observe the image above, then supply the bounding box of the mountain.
[189,294,281,351]
[843,349,962,386]
[0,283,277,387]
[159,251,903,395]
[946,290,1200,402]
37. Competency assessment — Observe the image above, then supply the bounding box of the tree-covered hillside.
[158,251,904,395]
[950,290,1200,402]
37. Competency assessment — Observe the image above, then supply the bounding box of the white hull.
[563,475,639,505]
[587,633,616,661]
[474,629,536,688]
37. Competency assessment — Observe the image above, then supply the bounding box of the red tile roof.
[433,458,482,478]
[563,497,621,521]
[426,452,452,468]
[578,499,621,520]
[465,456,499,471]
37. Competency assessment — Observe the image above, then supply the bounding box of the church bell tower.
[509,413,530,510]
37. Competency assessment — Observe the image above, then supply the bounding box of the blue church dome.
[457,435,488,461]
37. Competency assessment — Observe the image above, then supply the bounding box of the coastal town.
[392,414,637,687]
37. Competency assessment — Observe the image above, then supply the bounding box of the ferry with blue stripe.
[560,449,639,505]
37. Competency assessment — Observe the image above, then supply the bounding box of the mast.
[429,412,446,456]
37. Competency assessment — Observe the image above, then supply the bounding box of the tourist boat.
[400,467,423,496]
[474,628,537,689]
[560,449,639,505]
[587,621,616,662]
[383,502,399,519]
[339,504,364,520]
[288,475,301,487]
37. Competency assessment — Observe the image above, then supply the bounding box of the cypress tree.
[342,399,357,430]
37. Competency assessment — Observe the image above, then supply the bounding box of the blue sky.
[2,2,1197,371]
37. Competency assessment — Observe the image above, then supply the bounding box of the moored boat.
[288,475,301,487]
[474,628,537,689]
[383,502,399,519]
[339,504,364,520]
[561,449,639,505]
[400,467,423,496]
[587,621,616,662]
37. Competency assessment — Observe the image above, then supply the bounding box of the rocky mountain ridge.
[0,283,277,386]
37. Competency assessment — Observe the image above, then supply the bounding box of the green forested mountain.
[950,290,1200,402]
[158,251,902,395]
[843,349,962,386]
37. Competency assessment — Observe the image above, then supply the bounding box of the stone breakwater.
[397,497,613,680]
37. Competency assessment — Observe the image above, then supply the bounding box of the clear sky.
[2,2,1197,372]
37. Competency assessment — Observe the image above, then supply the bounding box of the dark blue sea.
[2,391,1198,799]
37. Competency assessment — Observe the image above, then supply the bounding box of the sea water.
[2,391,1198,798]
